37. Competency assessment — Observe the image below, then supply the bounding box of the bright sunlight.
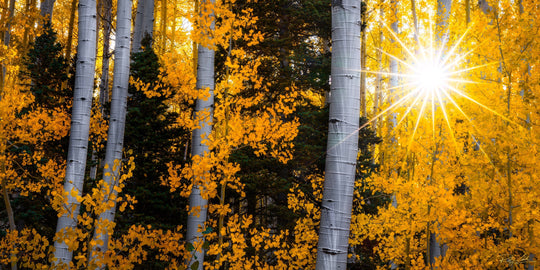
[409,50,450,96]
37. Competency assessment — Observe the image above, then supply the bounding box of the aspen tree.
[52,0,97,264]
[186,0,215,269]
[91,0,133,265]
[315,0,361,269]
[40,0,55,20]
[132,0,154,52]
[0,0,14,93]
[428,0,452,267]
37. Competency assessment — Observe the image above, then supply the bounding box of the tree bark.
[436,0,452,48]
[427,1,452,267]
[132,0,154,52]
[315,0,361,269]
[186,0,215,269]
[159,0,166,53]
[360,1,367,117]
[40,0,56,20]
[52,0,97,265]
[1,141,17,270]
[1,0,15,93]
[91,0,132,265]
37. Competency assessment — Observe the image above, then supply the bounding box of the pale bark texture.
[429,1,452,267]
[40,0,56,20]
[186,0,215,269]
[52,0,97,265]
[436,0,452,47]
[389,0,399,122]
[315,0,361,269]
[98,0,112,109]
[132,0,154,52]
[91,0,132,263]
[159,0,167,53]
[0,0,15,91]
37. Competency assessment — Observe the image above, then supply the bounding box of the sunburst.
[359,24,510,155]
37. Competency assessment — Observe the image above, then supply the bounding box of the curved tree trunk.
[186,0,215,269]
[52,0,97,265]
[315,0,361,269]
[91,0,132,265]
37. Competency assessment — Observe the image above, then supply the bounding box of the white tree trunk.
[429,1,452,267]
[91,0,132,265]
[52,0,97,265]
[315,1,361,269]
[39,0,56,19]
[186,1,215,269]
[132,0,154,52]
[389,0,399,128]
[437,0,452,47]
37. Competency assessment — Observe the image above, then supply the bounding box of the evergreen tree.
[116,39,189,236]
[23,22,70,111]
[5,23,73,239]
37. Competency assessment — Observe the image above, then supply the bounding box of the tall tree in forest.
[0,0,15,92]
[132,0,155,52]
[428,0,452,266]
[186,0,215,268]
[115,39,188,268]
[40,0,56,20]
[52,0,97,265]
[91,0,132,263]
[315,0,361,269]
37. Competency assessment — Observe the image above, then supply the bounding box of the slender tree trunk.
[436,0,452,47]
[65,0,78,67]
[427,1,452,267]
[1,141,17,270]
[132,0,145,52]
[389,0,399,126]
[218,30,233,251]
[186,0,215,269]
[142,0,154,40]
[388,3,399,269]
[132,0,154,51]
[52,0,97,265]
[22,0,32,50]
[315,1,361,269]
[360,1,367,117]
[159,0,166,53]
[171,3,176,50]
[60,0,77,93]
[89,0,112,181]
[411,0,419,43]
[465,0,470,25]
[40,0,56,20]
[192,0,198,76]
[1,0,15,93]
[91,0,132,265]
[373,2,383,135]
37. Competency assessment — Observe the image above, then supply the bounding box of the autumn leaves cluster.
[0,0,538,269]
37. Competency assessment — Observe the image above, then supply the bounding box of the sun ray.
[446,62,497,76]
[448,85,519,126]
[383,23,420,63]
[394,89,426,130]
[436,89,459,151]
[407,94,429,151]
[440,27,471,66]
[441,89,506,180]
[377,48,417,70]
